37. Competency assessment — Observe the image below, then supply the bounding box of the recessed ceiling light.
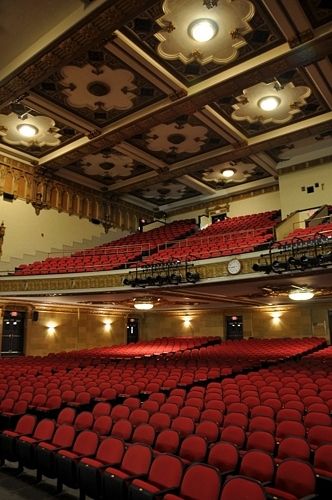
[258,96,281,112]
[189,19,218,42]
[222,168,235,178]
[17,124,38,137]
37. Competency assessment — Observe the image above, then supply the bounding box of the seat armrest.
[154,486,178,496]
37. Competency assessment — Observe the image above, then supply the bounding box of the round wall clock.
[227,258,242,275]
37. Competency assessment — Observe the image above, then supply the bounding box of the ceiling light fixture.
[288,289,314,301]
[189,19,218,42]
[17,124,38,137]
[134,298,154,310]
[222,168,235,178]
[258,96,281,112]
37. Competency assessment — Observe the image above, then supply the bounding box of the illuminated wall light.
[103,319,112,333]
[46,323,56,336]
[271,311,282,319]
[183,315,192,328]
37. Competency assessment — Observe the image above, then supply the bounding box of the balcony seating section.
[0,336,331,499]
[14,219,197,276]
[281,220,332,244]
[143,211,280,264]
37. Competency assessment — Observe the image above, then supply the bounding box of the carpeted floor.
[0,463,79,499]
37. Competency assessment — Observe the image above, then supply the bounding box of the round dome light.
[288,289,314,301]
[258,96,281,112]
[134,299,154,310]
[17,124,38,137]
[189,19,218,42]
[222,168,235,178]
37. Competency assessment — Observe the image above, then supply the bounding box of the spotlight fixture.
[222,168,235,178]
[288,289,314,301]
[188,19,218,42]
[258,96,281,111]
[252,263,272,274]
[186,271,200,283]
[17,123,38,137]
[133,298,154,310]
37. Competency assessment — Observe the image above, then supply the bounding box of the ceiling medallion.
[155,0,255,65]
[60,64,136,111]
[139,181,188,201]
[80,151,135,177]
[202,161,255,184]
[0,112,61,147]
[232,81,311,124]
[146,122,208,153]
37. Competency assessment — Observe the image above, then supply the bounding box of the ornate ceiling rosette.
[231,81,312,125]
[194,159,268,189]
[0,112,61,148]
[79,151,135,178]
[154,0,255,65]
[133,180,200,205]
[60,64,137,111]
[146,121,208,154]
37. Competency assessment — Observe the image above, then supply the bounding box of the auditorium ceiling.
[0,0,331,215]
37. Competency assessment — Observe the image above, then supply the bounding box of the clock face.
[227,259,242,275]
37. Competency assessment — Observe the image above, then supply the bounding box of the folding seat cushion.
[246,431,275,454]
[93,416,112,438]
[103,443,153,500]
[171,416,195,439]
[154,429,180,455]
[275,437,310,465]
[179,435,208,465]
[78,437,125,500]
[92,402,111,418]
[129,454,184,500]
[129,409,150,428]
[223,413,248,430]
[55,430,99,490]
[239,449,274,483]
[148,393,166,405]
[111,419,133,441]
[16,418,56,469]
[208,442,238,475]
[249,417,275,435]
[123,398,141,411]
[195,421,219,443]
[250,405,275,419]
[179,406,200,422]
[314,444,332,498]
[276,421,306,443]
[276,409,302,423]
[303,412,332,430]
[205,400,226,413]
[36,424,76,480]
[111,405,130,422]
[74,411,94,431]
[220,426,246,449]
[265,459,316,500]
[132,424,156,447]
[0,414,37,462]
[149,412,171,432]
[200,409,223,425]
[163,463,221,500]
[220,476,266,500]
[227,403,249,415]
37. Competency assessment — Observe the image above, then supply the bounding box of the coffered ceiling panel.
[122,0,284,85]
[32,45,167,127]
[0,0,331,213]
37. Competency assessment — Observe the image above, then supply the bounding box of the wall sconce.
[103,319,112,333]
[183,315,191,328]
[46,323,56,336]
[271,311,282,319]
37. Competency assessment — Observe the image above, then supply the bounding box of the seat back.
[179,464,221,500]
[220,476,266,500]
[132,424,155,446]
[121,443,152,475]
[93,416,112,436]
[208,442,238,473]
[52,424,76,448]
[111,419,133,441]
[240,450,274,483]
[57,407,76,426]
[74,411,94,431]
[72,430,99,456]
[314,444,332,473]
[154,429,180,454]
[92,402,111,418]
[15,414,37,435]
[179,435,207,463]
[96,436,125,465]
[148,454,183,489]
[277,437,310,462]
[275,459,316,498]
[33,418,55,441]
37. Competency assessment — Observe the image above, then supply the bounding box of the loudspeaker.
[32,311,39,321]
[3,192,15,202]
[90,218,101,225]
